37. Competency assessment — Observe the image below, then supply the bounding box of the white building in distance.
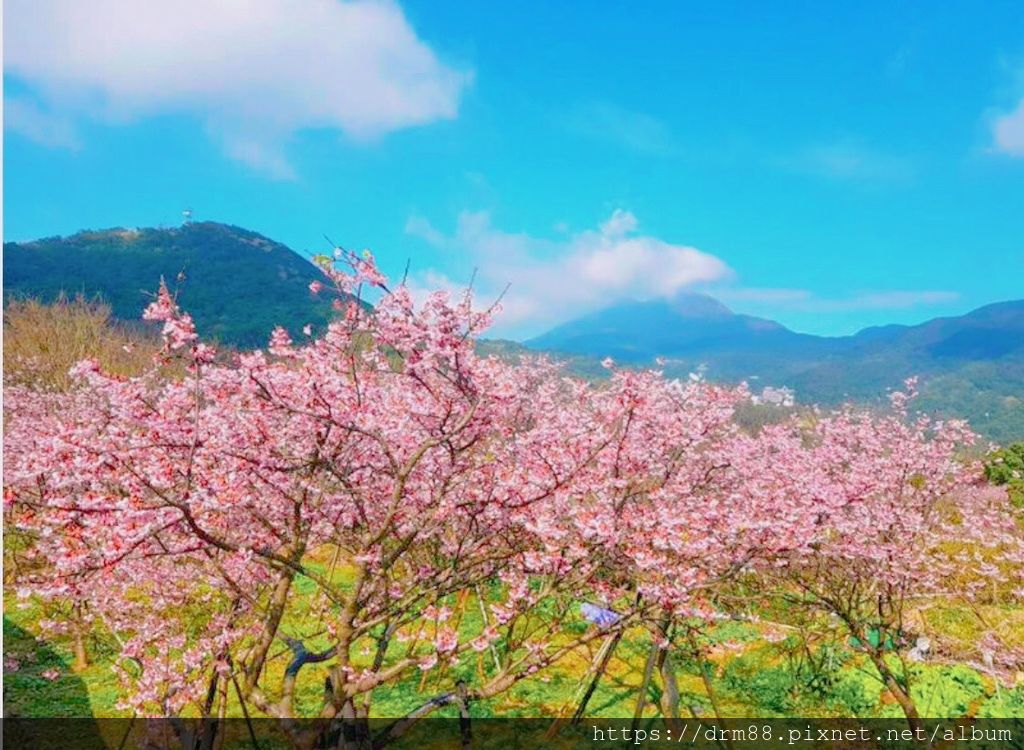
[753,386,795,407]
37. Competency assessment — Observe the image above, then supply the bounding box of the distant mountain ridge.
[526,294,1024,443]
[527,294,1024,374]
[4,222,339,347]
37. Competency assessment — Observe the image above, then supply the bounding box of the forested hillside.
[4,222,339,347]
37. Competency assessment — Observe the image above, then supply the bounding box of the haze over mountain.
[4,222,1022,442]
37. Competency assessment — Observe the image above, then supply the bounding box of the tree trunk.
[572,631,622,723]
[632,641,660,727]
[337,699,372,750]
[686,630,733,750]
[868,651,923,733]
[244,566,295,692]
[657,648,681,720]
[72,629,89,672]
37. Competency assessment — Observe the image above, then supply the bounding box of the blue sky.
[4,0,1024,339]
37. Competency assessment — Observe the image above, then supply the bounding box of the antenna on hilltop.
[182,207,193,225]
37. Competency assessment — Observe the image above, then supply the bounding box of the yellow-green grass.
[5,554,1024,720]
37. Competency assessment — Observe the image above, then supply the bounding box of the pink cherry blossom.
[4,252,1020,732]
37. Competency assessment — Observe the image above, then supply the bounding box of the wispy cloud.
[405,209,731,336]
[832,290,960,310]
[3,96,80,150]
[5,0,471,178]
[774,141,916,182]
[712,287,813,304]
[560,101,675,155]
[714,287,959,312]
[404,215,448,248]
[217,133,298,182]
[991,100,1024,157]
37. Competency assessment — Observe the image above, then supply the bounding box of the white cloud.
[992,100,1024,157]
[599,208,639,237]
[404,209,731,336]
[404,212,958,338]
[5,0,470,177]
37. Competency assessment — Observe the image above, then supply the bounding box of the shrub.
[3,295,158,391]
[985,443,1024,508]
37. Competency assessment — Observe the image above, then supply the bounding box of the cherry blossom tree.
[4,255,776,746]
[531,365,821,721]
[7,252,1018,744]
[762,386,1024,728]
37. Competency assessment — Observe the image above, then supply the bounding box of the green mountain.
[3,222,339,347]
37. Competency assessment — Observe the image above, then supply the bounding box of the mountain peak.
[525,293,794,362]
[665,291,733,318]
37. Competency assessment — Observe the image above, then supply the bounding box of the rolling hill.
[3,222,339,348]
